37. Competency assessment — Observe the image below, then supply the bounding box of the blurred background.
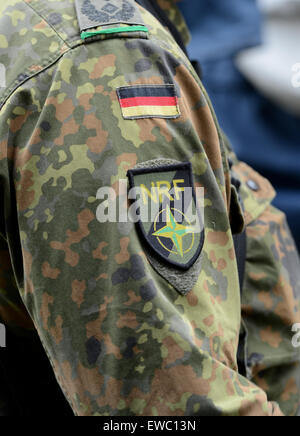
[179,0,300,250]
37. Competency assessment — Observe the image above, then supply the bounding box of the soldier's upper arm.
[0,0,286,416]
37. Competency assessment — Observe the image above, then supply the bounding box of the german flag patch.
[117,84,180,120]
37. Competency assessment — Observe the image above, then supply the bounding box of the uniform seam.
[0,48,71,113]
[0,0,79,111]
[21,0,72,48]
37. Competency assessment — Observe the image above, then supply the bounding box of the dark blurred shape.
[179,0,300,250]
[0,327,73,416]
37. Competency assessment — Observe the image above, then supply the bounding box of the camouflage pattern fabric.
[156,0,191,46]
[0,0,299,416]
[229,156,300,416]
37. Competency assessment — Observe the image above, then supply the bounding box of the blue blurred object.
[179,0,300,249]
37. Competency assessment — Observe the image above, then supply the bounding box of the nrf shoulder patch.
[117,85,180,120]
[127,162,204,270]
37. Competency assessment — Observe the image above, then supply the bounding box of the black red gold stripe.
[117,85,180,119]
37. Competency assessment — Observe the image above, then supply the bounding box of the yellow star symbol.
[152,206,195,258]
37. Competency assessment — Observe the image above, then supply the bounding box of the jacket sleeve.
[231,158,300,416]
[0,5,286,415]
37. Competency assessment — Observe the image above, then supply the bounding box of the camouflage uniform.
[0,0,299,416]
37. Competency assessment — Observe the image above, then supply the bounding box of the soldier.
[0,0,299,416]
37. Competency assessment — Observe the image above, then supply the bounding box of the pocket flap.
[232,162,276,226]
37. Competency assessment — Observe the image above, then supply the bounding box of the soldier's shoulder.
[156,0,190,46]
[0,0,189,110]
[0,0,81,109]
